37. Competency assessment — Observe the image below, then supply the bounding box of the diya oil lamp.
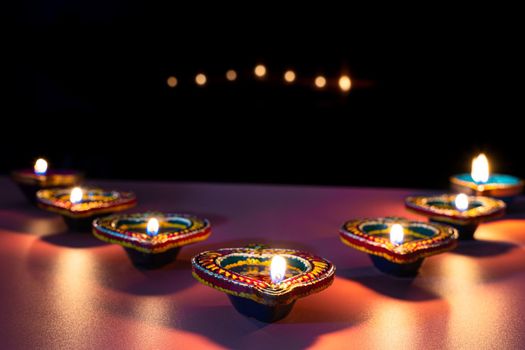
[340,217,458,277]
[450,153,523,203]
[405,193,506,240]
[11,158,83,204]
[93,212,211,269]
[36,186,136,231]
[192,246,335,322]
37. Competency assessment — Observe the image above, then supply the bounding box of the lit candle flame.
[455,193,469,211]
[270,255,286,284]
[390,224,404,245]
[69,187,83,204]
[146,218,160,236]
[34,158,48,175]
[471,153,489,183]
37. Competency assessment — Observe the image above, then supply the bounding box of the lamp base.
[228,295,295,323]
[369,255,423,278]
[124,247,181,269]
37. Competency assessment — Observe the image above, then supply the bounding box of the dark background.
[4,3,523,189]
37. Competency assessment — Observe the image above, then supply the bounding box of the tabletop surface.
[1,177,524,350]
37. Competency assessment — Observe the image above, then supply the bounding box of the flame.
[390,224,404,245]
[34,158,48,175]
[455,193,469,211]
[471,153,490,183]
[69,187,83,204]
[146,218,160,236]
[270,255,286,284]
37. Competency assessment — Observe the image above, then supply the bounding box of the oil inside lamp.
[455,193,469,211]
[69,187,83,204]
[270,255,286,284]
[146,218,160,237]
[471,153,489,183]
[389,223,404,245]
[34,158,48,176]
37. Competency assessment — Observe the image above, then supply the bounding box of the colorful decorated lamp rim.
[340,217,458,264]
[450,173,523,196]
[11,169,83,187]
[192,247,335,306]
[36,187,136,218]
[405,194,505,224]
[93,212,211,254]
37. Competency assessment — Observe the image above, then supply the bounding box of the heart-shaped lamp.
[405,194,505,240]
[340,217,458,277]
[192,247,335,322]
[37,187,136,231]
[93,212,211,269]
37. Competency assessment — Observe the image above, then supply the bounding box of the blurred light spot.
[254,64,267,78]
[339,75,351,92]
[284,70,296,83]
[195,73,207,86]
[315,76,326,88]
[166,76,178,88]
[226,70,237,81]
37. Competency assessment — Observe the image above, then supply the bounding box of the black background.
[5,3,523,189]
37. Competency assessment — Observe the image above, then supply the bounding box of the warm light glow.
[146,218,160,236]
[166,76,178,88]
[471,153,490,183]
[284,70,296,83]
[455,193,469,211]
[195,73,207,86]
[34,158,48,175]
[338,75,352,92]
[69,187,83,204]
[390,224,404,245]
[270,255,286,284]
[226,70,237,81]
[254,64,267,78]
[315,76,327,88]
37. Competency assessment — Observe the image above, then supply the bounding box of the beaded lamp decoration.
[36,187,136,230]
[11,158,83,204]
[340,217,458,277]
[405,194,506,240]
[93,212,211,269]
[192,246,335,322]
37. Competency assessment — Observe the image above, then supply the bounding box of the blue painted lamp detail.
[450,154,522,203]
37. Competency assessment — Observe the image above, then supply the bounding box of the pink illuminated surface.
[1,178,524,349]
